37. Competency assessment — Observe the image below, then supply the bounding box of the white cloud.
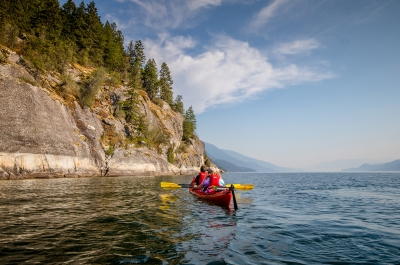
[128,0,222,30]
[274,39,320,56]
[249,0,288,31]
[144,34,333,114]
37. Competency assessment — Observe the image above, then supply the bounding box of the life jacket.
[198,172,207,184]
[209,173,221,187]
[191,171,207,185]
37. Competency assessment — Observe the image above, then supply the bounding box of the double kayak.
[160,181,253,210]
[189,186,233,208]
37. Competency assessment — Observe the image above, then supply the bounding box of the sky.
[61,0,400,170]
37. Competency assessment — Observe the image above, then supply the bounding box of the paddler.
[193,167,226,193]
[192,165,207,186]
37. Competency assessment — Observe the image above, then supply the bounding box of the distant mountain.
[221,149,294,172]
[313,159,379,172]
[204,142,293,172]
[213,159,256,172]
[342,159,400,172]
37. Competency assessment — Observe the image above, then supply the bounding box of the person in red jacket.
[193,167,225,193]
[192,165,207,186]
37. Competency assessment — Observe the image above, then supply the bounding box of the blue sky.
[61,0,400,170]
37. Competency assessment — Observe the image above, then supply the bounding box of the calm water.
[0,173,399,264]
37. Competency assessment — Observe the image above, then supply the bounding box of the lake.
[0,172,399,264]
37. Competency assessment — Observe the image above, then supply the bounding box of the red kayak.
[189,186,233,208]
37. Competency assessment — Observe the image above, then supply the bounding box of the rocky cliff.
[0,46,205,180]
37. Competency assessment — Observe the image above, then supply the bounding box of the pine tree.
[0,0,9,32]
[85,1,105,65]
[142,58,159,100]
[182,106,196,141]
[134,40,146,66]
[103,21,125,71]
[127,40,135,66]
[74,1,89,49]
[120,88,139,124]
[8,0,31,32]
[173,95,184,114]
[127,40,145,90]
[159,62,174,106]
[31,0,62,40]
[61,0,77,43]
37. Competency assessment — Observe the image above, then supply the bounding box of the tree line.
[0,0,197,143]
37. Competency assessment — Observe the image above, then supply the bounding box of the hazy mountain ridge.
[212,159,256,172]
[205,142,293,172]
[342,159,400,172]
[312,159,380,172]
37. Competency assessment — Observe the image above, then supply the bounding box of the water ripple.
[1,173,400,264]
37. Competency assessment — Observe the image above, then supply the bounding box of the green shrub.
[59,73,79,99]
[0,24,19,49]
[80,67,106,107]
[106,71,122,86]
[167,147,174,164]
[177,141,188,153]
[114,107,126,119]
[105,145,114,156]
[152,97,164,107]
[146,126,167,147]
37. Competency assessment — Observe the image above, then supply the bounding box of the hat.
[207,167,214,173]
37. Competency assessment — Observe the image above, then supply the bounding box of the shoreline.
[0,171,196,181]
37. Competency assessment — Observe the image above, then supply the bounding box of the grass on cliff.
[80,67,106,107]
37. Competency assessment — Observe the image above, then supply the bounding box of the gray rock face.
[0,47,205,179]
[0,56,102,176]
[107,147,180,176]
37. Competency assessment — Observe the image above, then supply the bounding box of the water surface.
[0,172,399,264]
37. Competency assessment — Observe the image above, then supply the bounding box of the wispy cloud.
[249,0,289,31]
[144,34,333,113]
[126,0,222,30]
[274,39,320,56]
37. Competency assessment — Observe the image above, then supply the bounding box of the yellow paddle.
[225,183,254,190]
[160,182,254,190]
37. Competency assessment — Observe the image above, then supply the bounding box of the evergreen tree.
[127,40,135,66]
[182,106,196,141]
[0,0,9,32]
[120,88,139,124]
[8,0,31,32]
[85,1,105,64]
[74,1,89,49]
[30,0,62,40]
[61,0,77,43]
[127,40,145,90]
[159,62,174,106]
[142,58,159,100]
[173,95,184,114]
[135,113,149,140]
[103,21,125,71]
[133,40,146,66]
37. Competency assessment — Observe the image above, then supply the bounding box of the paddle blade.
[160,182,182,189]
[225,184,254,190]
[160,182,192,189]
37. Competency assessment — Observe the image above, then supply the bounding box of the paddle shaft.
[230,185,238,211]
[172,184,229,191]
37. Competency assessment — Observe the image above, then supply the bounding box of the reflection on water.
[1,173,400,264]
[0,176,238,264]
